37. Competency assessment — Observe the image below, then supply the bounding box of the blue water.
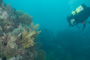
[4,0,90,32]
[3,0,90,60]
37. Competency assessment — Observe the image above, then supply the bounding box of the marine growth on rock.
[0,0,41,60]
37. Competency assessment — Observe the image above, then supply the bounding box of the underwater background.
[2,0,90,60]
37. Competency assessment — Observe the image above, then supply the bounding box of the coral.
[16,10,32,25]
[34,50,46,60]
[10,25,25,37]
[8,57,16,60]
[7,36,17,49]
[2,11,8,19]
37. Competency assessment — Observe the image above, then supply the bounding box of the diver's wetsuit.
[74,7,90,30]
[74,7,90,24]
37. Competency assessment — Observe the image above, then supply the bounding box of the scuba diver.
[67,4,90,30]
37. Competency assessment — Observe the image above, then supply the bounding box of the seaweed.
[21,23,41,48]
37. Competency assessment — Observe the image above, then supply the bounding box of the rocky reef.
[0,0,41,60]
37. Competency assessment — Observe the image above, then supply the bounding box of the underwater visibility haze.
[0,0,90,60]
[3,0,90,32]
